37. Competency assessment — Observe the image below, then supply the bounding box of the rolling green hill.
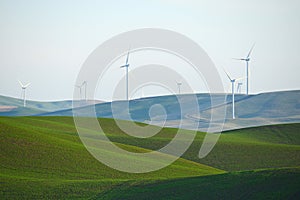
[95,119,300,171]
[100,167,300,200]
[0,117,223,199]
[1,117,299,199]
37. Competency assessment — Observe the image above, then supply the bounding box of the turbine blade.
[125,47,130,65]
[175,80,182,85]
[18,80,24,87]
[222,68,232,81]
[235,77,245,81]
[24,83,31,88]
[232,58,244,61]
[247,43,255,58]
[120,65,128,68]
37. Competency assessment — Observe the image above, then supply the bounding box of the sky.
[0,0,300,101]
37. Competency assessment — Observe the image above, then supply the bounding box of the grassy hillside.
[1,116,299,199]
[190,123,300,171]
[95,119,300,171]
[0,117,223,179]
[0,116,223,199]
[101,167,300,200]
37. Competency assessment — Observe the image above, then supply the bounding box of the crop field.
[1,117,299,199]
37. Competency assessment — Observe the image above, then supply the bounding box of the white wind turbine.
[82,81,87,101]
[175,80,182,94]
[120,48,130,101]
[141,87,145,98]
[18,80,31,107]
[224,70,243,119]
[233,44,255,96]
[237,82,243,93]
[75,81,87,101]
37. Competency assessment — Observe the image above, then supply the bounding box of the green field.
[1,117,300,199]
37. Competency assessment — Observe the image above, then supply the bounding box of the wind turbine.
[141,87,145,99]
[18,80,31,107]
[120,48,130,101]
[233,44,255,95]
[224,70,243,119]
[237,82,243,93]
[75,81,87,101]
[175,80,182,94]
[75,84,82,99]
[82,81,87,101]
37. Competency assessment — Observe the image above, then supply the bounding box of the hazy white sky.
[0,0,299,101]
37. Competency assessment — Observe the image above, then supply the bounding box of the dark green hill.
[100,167,300,200]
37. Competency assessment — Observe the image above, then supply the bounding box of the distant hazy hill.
[1,90,299,131]
[0,95,102,116]
[37,90,300,131]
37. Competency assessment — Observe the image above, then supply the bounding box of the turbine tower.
[224,70,243,119]
[75,84,82,100]
[82,81,87,101]
[18,80,31,107]
[141,87,145,99]
[233,44,255,96]
[176,81,182,94]
[120,48,130,101]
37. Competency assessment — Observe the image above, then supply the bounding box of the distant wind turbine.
[82,81,87,101]
[224,70,243,119]
[120,48,130,101]
[18,80,31,107]
[141,87,145,99]
[75,81,87,101]
[237,82,243,93]
[75,85,82,99]
[233,44,255,95]
[175,80,182,94]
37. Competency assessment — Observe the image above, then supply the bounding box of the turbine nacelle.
[175,80,182,86]
[18,80,31,89]
[223,68,243,83]
[233,58,250,62]
[120,64,130,68]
